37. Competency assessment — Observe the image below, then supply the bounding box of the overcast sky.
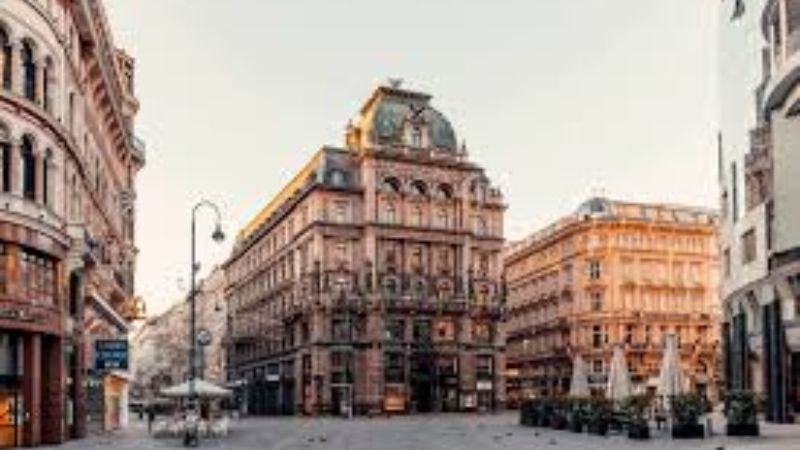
[104,0,719,315]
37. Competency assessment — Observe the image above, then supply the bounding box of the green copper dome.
[369,94,458,151]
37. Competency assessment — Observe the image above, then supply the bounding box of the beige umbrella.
[569,354,590,398]
[607,345,632,401]
[657,334,685,410]
[160,378,233,399]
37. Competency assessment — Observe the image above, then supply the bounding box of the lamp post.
[185,200,224,447]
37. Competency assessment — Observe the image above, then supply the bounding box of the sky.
[104,0,720,316]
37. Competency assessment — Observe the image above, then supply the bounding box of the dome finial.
[387,77,404,89]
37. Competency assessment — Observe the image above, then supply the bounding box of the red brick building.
[225,84,506,416]
[0,0,144,447]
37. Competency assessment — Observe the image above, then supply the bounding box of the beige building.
[504,198,720,404]
[225,84,506,416]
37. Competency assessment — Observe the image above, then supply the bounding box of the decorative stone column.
[8,139,20,196]
[9,43,19,95]
[22,333,43,447]
[34,148,44,203]
[35,62,45,106]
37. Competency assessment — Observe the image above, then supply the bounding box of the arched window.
[436,183,453,201]
[0,28,11,91]
[21,135,36,200]
[410,126,423,148]
[0,122,10,192]
[382,177,401,194]
[410,180,427,197]
[21,41,36,102]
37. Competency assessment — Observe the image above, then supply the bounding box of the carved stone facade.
[0,1,144,446]
[225,85,505,416]
[505,198,721,405]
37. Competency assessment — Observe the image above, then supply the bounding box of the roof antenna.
[387,78,404,89]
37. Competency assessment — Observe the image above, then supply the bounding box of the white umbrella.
[606,345,632,401]
[160,378,233,399]
[569,354,590,398]
[657,334,685,408]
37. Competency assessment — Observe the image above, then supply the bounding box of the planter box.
[672,423,705,439]
[568,420,584,433]
[726,423,759,437]
[588,421,609,436]
[627,424,651,440]
[551,416,567,430]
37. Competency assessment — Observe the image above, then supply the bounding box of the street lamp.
[185,200,224,447]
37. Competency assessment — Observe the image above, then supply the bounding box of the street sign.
[95,340,129,371]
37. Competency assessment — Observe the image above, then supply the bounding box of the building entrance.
[0,334,21,449]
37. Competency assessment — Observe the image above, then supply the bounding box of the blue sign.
[95,340,129,371]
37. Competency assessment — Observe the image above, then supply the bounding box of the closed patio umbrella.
[569,354,590,398]
[657,334,685,409]
[606,345,632,401]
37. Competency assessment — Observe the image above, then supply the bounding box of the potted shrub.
[671,393,705,439]
[623,395,651,440]
[520,398,541,427]
[725,390,760,436]
[587,398,612,436]
[550,397,568,430]
[567,398,589,433]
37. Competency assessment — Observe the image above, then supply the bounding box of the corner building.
[718,0,800,422]
[0,0,144,447]
[504,199,720,405]
[225,85,506,416]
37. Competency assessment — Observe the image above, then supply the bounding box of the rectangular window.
[384,353,405,384]
[476,355,494,379]
[590,291,603,312]
[592,325,604,348]
[413,319,432,343]
[588,259,602,280]
[385,318,405,341]
[742,229,757,264]
[592,359,604,374]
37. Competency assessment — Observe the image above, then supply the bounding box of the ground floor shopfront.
[0,331,72,449]
[233,347,502,417]
[724,262,800,423]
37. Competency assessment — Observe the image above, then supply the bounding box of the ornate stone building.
[718,0,800,422]
[225,85,505,416]
[0,0,144,447]
[504,198,720,405]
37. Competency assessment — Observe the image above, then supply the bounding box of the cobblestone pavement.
[40,413,800,450]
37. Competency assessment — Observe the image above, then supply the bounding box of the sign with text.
[95,340,129,371]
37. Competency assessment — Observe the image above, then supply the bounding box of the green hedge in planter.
[622,395,651,440]
[567,398,589,433]
[671,393,705,439]
[725,390,760,437]
[588,398,612,436]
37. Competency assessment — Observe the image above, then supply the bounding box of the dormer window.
[411,126,423,148]
[330,169,346,187]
